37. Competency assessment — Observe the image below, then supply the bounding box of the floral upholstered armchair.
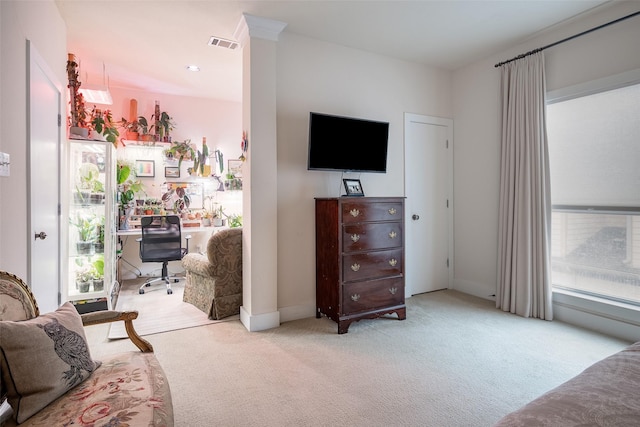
[0,270,173,427]
[181,227,242,320]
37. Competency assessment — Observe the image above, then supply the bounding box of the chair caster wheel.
[139,289,145,294]
[145,283,151,287]
[167,289,173,295]
[174,279,179,283]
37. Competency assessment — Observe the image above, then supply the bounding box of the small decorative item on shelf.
[239,130,248,161]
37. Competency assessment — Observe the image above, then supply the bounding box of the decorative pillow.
[0,302,101,424]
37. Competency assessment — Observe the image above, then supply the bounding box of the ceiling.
[56,0,612,103]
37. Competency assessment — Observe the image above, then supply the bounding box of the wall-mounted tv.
[307,112,389,173]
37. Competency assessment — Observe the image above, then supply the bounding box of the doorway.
[404,113,453,296]
[27,41,62,313]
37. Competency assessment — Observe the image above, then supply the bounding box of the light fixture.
[186,65,200,72]
[78,62,112,105]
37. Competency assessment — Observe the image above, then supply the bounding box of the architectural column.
[233,14,287,331]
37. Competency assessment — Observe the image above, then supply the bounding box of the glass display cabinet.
[65,139,117,312]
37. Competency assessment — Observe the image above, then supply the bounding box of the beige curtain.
[496,52,552,320]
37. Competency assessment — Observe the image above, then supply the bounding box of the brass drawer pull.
[389,231,397,239]
[351,263,360,272]
[349,209,360,217]
[388,208,397,215]
[389,258,397,267]
[351,294,361,302]
[351,234,360,242]
[389,287,397,295]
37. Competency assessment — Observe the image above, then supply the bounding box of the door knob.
[35,231,47,240]
[412,214,420,220]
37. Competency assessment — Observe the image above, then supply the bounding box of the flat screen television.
[307,112,389,173]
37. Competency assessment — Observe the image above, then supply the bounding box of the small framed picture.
[165,166,180,178]
[135,160,155,178]
[343,179,364,197]
[228,159,243,178]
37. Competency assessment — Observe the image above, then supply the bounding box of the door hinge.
[446,199,449,208]
[447,258,449,268]
[57,114,62,127]
[446,140,449,149]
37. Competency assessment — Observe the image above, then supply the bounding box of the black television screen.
[307,112,389,173]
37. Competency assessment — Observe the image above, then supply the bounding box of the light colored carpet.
[87,289,632,426]
[108,277,238,339]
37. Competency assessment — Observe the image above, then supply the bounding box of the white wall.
[452,2,640,340]
[275,33,452,319]
[0,0,67,278]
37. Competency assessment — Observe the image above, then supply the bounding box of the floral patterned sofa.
[0,270,173,427]
[181,227,242,320]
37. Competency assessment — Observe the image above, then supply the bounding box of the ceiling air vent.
[208,36,239,50]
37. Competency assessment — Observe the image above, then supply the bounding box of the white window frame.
[546,68,640,341]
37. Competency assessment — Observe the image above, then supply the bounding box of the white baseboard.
[278,303,315,323]
[240,306,280,332]
[453,278,496,301]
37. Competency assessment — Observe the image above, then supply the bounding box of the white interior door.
[404,113,453,296]
[28,41,62,313]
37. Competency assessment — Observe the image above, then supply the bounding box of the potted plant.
[75,263,93,293]
[94,216,105,253]
[153,111,175,142]
[191,138,210,177]
[164,139,195,169]
[66,54,89,138]
[227,214,242,228]
[89,106,119,146]
[117,159,146,229]
[75,162,103,204]
[119,117,142,141]
[162,186,190,214]
[213,204,226,227]
[92,255,105,292]
[70,213,96,255]
[137,116,155,143]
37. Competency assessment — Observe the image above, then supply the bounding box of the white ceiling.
[56,0,612,103]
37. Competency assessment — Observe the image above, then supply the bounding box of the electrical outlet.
[0,152,10,177]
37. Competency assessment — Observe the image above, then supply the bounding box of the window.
[547,82,640,305]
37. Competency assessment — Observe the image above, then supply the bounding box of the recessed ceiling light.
[186,65,200,72]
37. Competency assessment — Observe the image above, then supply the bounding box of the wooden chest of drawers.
[315,197,406,333]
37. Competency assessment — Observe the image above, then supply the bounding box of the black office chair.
[137,215,190,295]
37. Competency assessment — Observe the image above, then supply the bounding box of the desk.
[116,226,219,236]
[116,226,225,281]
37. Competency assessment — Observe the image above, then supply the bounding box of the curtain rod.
[494,10,640,68]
